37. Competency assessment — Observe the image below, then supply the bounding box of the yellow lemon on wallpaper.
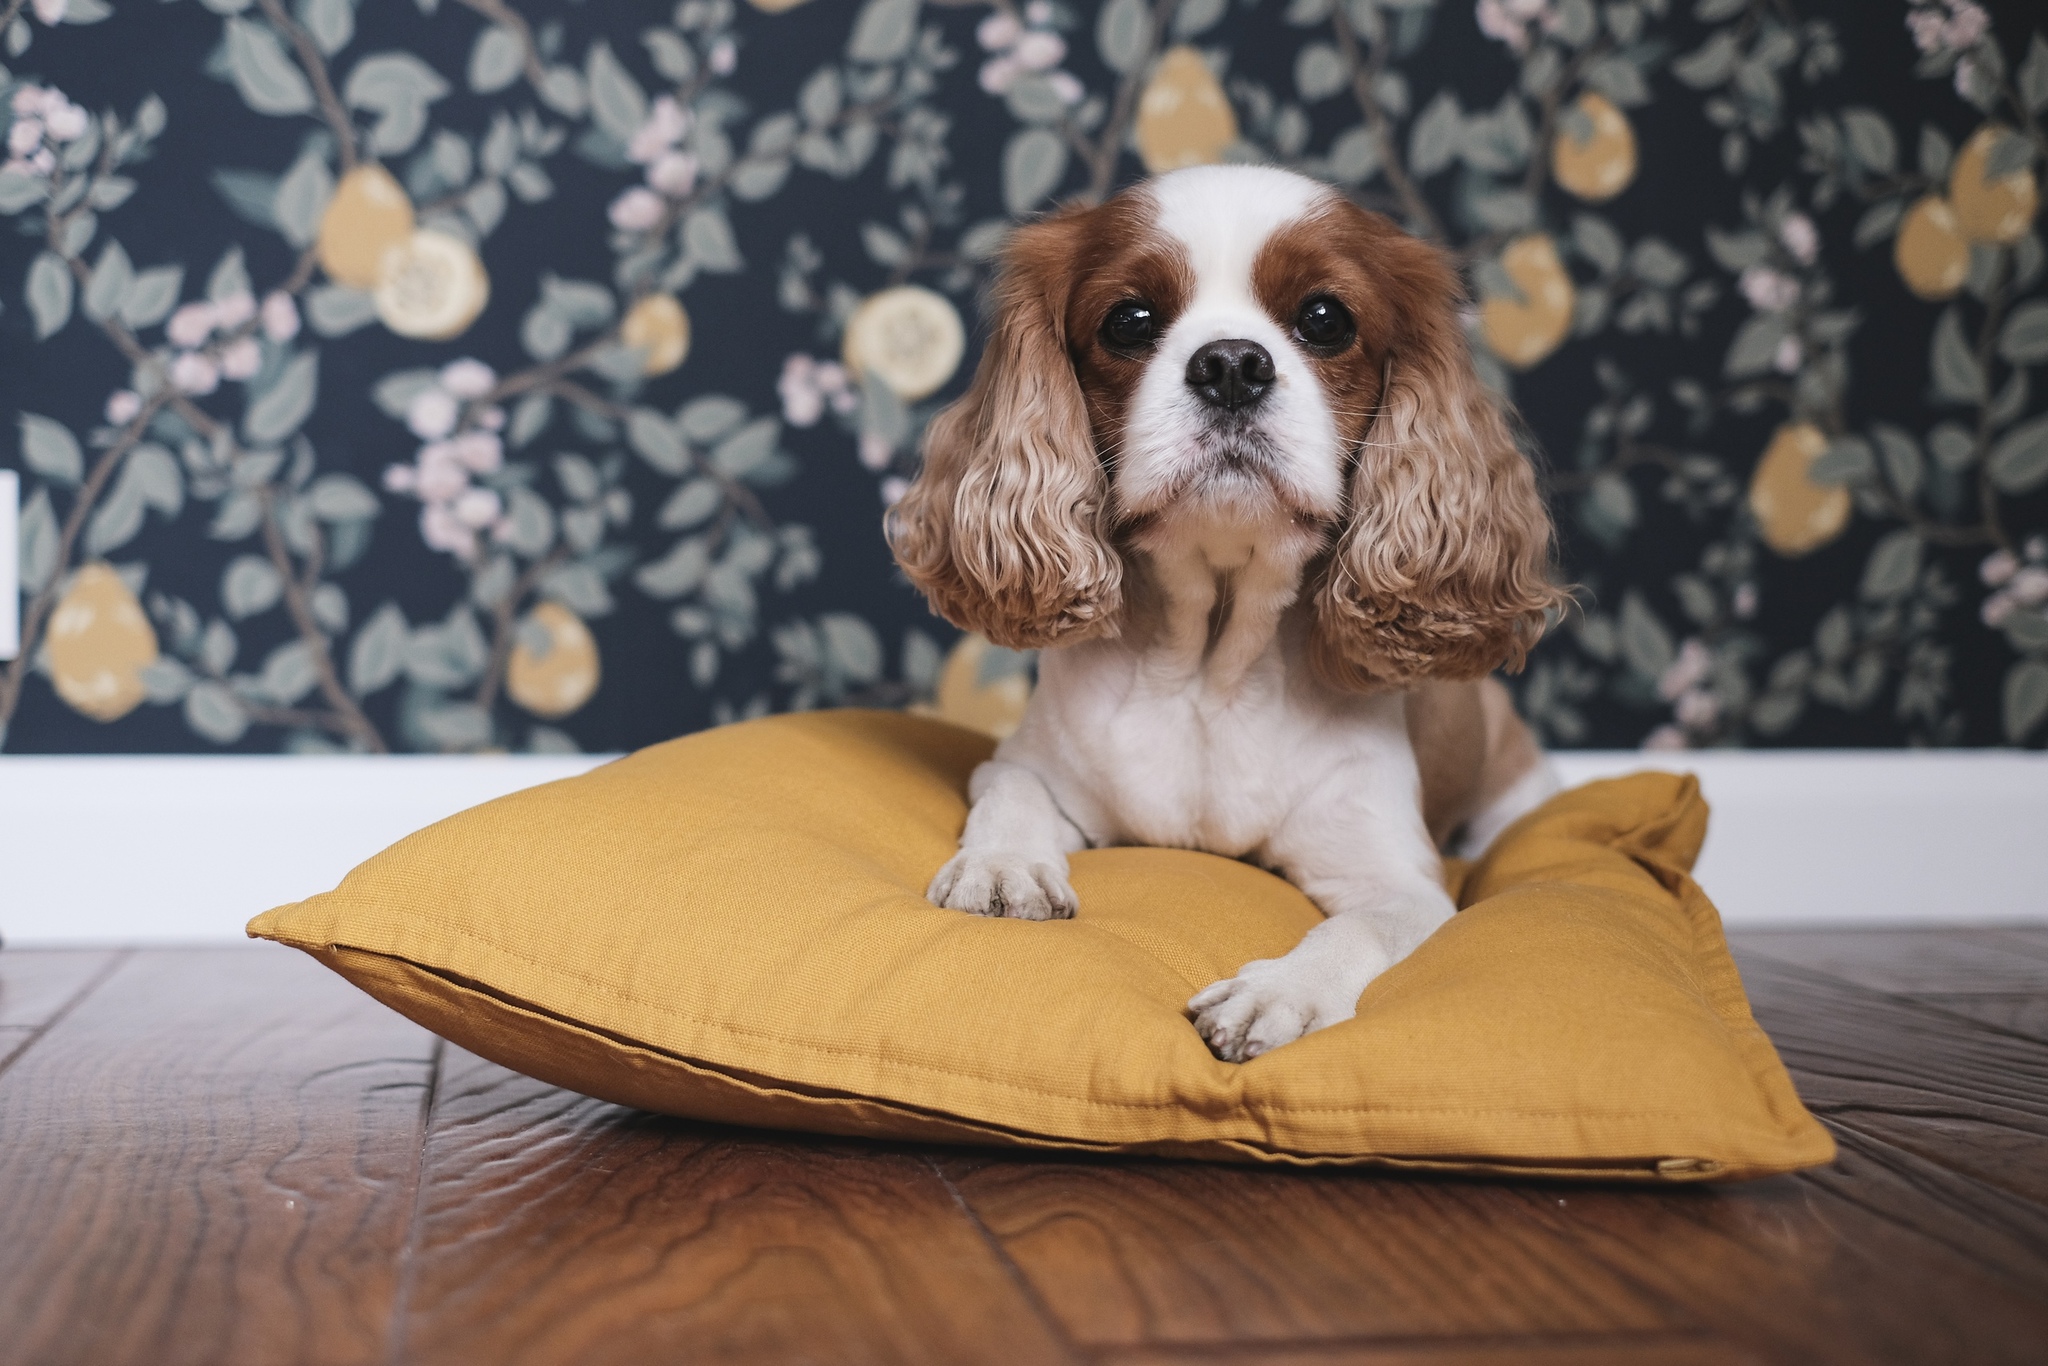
[1550,92,1637,202]
[842,285,966,401]
[911,633,1033,741]
[1749,422,1850,557]
[1949,125,2039,244]
[746,0,814,9]
[1135,46,1238,174]
[374,229,491,340]
[621,293,692,376]
[317,164,417,290]
[507,602,601,719]
[1479,235,1575,370]
[45,563,158,723]
[1894,196,1970,300]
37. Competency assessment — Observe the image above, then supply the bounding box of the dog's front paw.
[928,850,1077,921]
[1187,955,1365,1062]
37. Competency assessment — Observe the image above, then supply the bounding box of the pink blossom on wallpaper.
[451,431,503,473]
[1982,592,2014,627]
[1675,689,1720,730]
[1011,31,1065,71]
[438,358,497,398]
[858,431,894,471]
[1658,638,1712,702]
[647,150,698,197]
[167,302,217,349]
[414,446,470,502]
[407,388,460,440]
[627,96,690,164]
[708,37,736,75]
[1779,213,1819,265]
[419,502,477,558]
[169,351,218,395]
[31,0,67,24]
[1982,549,2018,586]
[609,186,666,232]
[7,120,41,157]
[2011,568,2048,606]
[452,485,504,529]
[778,355,857,428]
[1641,724,1688,752]
[382,464,417,493]
[218,336,261,381]
[976,12,1020,50]
[879,475,909,507]
[979,55,1020,95]
[104,389,141,425]
[1739,265,1800,313]
[1772,335,1803,374]
[213,290,256,330]
[260,291,300,343]
[1046,71,1084,105]
[1733,584,1759,620]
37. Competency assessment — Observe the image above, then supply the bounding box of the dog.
[885,165,1567,1062]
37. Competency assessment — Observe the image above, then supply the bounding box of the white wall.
[1,749,2043,942]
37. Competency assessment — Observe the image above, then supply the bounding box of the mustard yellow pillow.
[248,710,1832,1181]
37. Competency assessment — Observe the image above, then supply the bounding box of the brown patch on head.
[886,188,1186,648]
[1252,199,1567,688]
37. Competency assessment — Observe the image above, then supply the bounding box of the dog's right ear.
[886,207,1122,649]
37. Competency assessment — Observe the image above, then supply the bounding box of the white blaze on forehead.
[1147,165,1334,316]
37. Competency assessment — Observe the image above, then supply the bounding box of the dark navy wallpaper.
[2,0,2044,754]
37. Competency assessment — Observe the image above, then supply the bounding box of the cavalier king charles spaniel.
[887,165,1567,1062]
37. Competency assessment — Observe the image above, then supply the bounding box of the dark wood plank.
[937,1155,1677,1347]
[394,1046,1079,1366]
[0,946,438,1366]
[1729,928,2048,996]
[1734,948,2048,1209]
[0,948,121,1028]
[1095,1338,1747,1366]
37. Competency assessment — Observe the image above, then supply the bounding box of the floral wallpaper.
[1,0,2043,756]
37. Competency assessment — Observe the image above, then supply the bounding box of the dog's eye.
[1294,296,1355,350]
[1102,300,1159,350]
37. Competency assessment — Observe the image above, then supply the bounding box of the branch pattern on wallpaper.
[0,0,2044,754]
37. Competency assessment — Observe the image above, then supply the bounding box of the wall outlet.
[0,470,18,661]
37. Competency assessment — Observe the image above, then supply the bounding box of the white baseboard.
[2,748,2042,943]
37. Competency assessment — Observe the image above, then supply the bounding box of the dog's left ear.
[1310,230,1565,690]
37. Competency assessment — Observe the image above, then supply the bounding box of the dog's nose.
[1184,339,1275,412]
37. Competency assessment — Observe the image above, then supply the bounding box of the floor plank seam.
[0,947,130,1083]
[925,1154,1092,1366]
[384,1035,446,1366]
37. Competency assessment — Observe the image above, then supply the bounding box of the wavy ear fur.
[1310,233,1565,689]
[885,209,1122,649]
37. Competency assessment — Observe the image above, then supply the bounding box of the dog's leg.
[927,760,1087,921]
[1188,733,1454,1061]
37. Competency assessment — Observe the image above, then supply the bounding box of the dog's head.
[887,165,1563,687]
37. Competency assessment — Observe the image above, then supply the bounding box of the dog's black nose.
[1184,339,1275,412]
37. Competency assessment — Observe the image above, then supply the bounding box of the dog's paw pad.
[928,852,1077,921]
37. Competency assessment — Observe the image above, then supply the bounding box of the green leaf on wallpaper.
[1583,56,1648,108]
[26,255,72,342]
[212,169,281,229]
[18,489,58,596]
[405,608,488,688]
[684,208,743,272]
[1294,43,1346,103]
[2008,662,2048,743]
[1990,416,2048,494]
[210,491,264,541]
[1327,126,1380,184]
[1618,591,1674,680]
[469,25,522,93]
[372,368,439,419]
[1930,307,1985,404]
[1002,128,1066,215]
[585,40,647,145]
[537,66,586,118]
[245,351,320,445]
[1839,109,1896,175]
[185,682,250,745]
[1859,530,1921,601]
[508,393,553,449]
[307,473,379,521]
[2021,35,2048,115]
[712,418,781,481]
[255,640,320,705]
[82,240,131,323]
[1096,0,1152,75]
[225,18,316,116]
[1723,313,1787,378]
[306,284,378,336]
[1174,0,1227,38]
[643,29,695,84]
[500,486,555,555]
[1409,92,1460,178]
[349,603,409,695]
[1852,199,1903,249]
[2000,302,2048,367]
[311,583,349,632]
[120,266,185,330]
[273,147,335,249]
[222,554,285,619]
[658,478,722,531]
[297,0,354,57]
[678,396,745,443]
[1810,435,1874,486]
[19,414,82,486]
[848,0,917,64]
[1005,74,1070,126]
[140,659,196,705]
[636,537,711,599]
[627,408,688,474]
[85,480,146,557]
[0,169,47,212]
[344,53,450,156]
[1876,427,1924,501]
[542,562,614,616]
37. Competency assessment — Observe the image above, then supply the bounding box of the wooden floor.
[3,932,2048,1365]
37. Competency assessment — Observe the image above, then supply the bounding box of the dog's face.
[888,165,1563,688]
